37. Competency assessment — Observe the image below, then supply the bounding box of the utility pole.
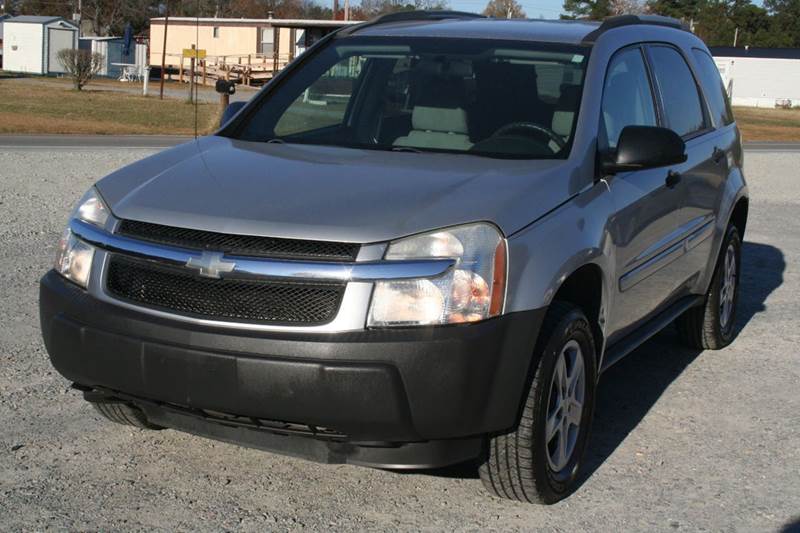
[188,44,196,104]
[333,0,339,20]
[733,27,739,47]
[159,6,169,100]
[344,0,350,21]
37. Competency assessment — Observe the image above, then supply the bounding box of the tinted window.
[601,47,657,149]
[236,37,588,159]
[692,48,734,126]
[648,46,706,136]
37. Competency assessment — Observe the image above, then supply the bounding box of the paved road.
[1,135,798,152]
[0,147,798,531]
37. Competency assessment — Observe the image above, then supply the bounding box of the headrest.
[552,111,575,138]
[411,106,469,134]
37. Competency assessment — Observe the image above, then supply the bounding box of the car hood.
[97,136,583,243]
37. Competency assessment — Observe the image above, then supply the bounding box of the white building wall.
[3,22,44,74]
[715,56,800,108]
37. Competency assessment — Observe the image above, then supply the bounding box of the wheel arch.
[548,262,607,366]
[730,195,749,239]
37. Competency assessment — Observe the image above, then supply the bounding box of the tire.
[676,225,742,350]
[479,301,597,504]
[92,401,163,430]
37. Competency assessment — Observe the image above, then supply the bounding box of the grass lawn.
[1,75,799,141]
[733,106,800,142]
[0,77,220,135]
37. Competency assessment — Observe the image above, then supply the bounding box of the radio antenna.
[194,3,200,139]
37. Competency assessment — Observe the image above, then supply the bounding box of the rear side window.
[647,46,707,137]
[601,47,658,149]
[692,48,734,127]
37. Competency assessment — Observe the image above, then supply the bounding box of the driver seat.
[393,106,474,151]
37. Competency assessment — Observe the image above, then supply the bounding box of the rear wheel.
[677,225,742,350]
[479,301,597,504]
[92,402,162,430]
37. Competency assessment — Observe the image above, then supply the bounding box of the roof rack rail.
[339,10,486,36]
[582,14,689,43]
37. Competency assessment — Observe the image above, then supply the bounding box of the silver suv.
[41,12,749,503]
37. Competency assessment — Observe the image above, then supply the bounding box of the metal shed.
[79,36,148,79]
[2,15,78,75]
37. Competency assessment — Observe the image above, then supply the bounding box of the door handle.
[665,170,682,189]
[712,147,725,164]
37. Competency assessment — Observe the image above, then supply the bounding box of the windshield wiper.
[265,138,286,144]
[391,146,422,153]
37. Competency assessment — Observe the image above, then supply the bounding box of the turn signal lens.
[72,188,109,227]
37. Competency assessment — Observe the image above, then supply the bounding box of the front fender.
[504,182,614,320]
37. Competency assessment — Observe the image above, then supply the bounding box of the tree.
[353,0,448,18]
[56,49,104,91]
[561,0,611,19]
[609,0,649,14]
[483,0,526,18]
[764,0,800,46]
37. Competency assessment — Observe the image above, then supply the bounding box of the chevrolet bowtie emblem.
[186,251,236,279]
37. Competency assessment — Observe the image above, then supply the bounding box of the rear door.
[602,46,687,341]
[644,44,725,287]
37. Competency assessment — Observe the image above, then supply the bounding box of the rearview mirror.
[220,101,246,128]
[602,125,687,175]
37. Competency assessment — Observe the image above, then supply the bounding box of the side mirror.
[220,101,246,127]
[602,125,687,175]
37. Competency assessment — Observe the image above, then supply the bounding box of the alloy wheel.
[545,339,586,472]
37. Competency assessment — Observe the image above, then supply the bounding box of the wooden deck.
[161,53,293,87]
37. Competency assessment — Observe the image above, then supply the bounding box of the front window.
[235,37,588,159]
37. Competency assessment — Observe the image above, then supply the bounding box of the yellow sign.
[182,48,207,59]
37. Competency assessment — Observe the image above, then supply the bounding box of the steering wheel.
[491,122,566,152]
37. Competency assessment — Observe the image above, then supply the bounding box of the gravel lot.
[0,145,798,531]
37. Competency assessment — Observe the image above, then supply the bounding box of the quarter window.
[647,46,707,137]
[692,48,734,127]
[601,47,658,149]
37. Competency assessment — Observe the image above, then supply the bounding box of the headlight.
[368,223,506,327]
[53,187,106,287]
[54,228,95,288]
[72,187,109,227]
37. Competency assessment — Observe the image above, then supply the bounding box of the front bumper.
[40,271,545,468]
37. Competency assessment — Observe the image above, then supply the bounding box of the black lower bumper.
[40,271,545,468]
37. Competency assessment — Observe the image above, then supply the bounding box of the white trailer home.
[711,47,800,108]
[2,16,78,75]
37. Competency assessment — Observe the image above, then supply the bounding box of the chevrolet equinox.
[40,12,749,503]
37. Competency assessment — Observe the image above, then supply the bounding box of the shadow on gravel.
[781,518,800,533]
[414,242,785,488]
[578,241,784,488]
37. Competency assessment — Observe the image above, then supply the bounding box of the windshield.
[234,37,588,159]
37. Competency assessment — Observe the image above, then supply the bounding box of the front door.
[600,46,687,341]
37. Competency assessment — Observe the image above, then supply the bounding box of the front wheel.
[479,301,597,504]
